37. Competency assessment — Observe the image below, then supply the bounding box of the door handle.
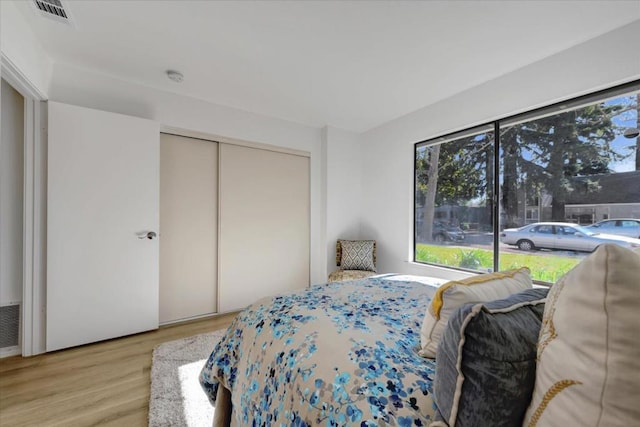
[137,231,157,240]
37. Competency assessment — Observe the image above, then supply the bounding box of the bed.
[200,274,447,426]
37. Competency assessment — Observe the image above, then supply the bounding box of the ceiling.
[14,1,640,132]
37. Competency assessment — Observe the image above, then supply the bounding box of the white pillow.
[523,244,640,427]
[418,267,532,358]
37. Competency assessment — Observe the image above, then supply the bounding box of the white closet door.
[159,133,218,323]
[47,102,159,351]
[218,144,310,313]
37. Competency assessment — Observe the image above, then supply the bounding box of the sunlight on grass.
[415,244,582,284]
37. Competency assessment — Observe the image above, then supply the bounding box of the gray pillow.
[433,287,548,426]
[339,240,376,272]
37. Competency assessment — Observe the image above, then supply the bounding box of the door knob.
[137,231,157,240]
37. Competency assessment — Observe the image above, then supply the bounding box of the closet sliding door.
[218,144,310,313]
[159,133,218,323]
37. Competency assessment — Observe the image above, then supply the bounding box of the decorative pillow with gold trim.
[523,245,640,426]
[418,267,532,358]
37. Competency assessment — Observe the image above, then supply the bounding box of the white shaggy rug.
[149,329,226,427]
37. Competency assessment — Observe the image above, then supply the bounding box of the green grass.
[415,244,582,283]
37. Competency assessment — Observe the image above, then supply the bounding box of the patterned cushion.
[339,240,376,272]
[336,240,376,267]
[523,245,640,426]
[434,288,548,427]
[419,267,532,358]
[327,269,376,283]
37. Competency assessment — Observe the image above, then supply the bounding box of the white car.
[586,219,640,239]
[500,222,640,252]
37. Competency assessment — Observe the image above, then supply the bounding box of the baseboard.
[0,345,21,358]
[159,312,220,327]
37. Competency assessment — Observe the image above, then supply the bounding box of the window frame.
[413,80,640,279]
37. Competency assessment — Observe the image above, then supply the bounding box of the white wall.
[360,21,640,279]
[0,78,24,304]
[324,126,362,277]
[0,1,52,98]
[48,62,328,285]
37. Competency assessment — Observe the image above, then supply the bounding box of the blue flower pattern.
[200,275,440,426]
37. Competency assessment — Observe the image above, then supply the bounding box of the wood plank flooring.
[0,313,237,427]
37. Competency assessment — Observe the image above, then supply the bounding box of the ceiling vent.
[31,0,74,27]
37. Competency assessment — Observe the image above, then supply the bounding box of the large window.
[415,82,640,283]
[415,126,495,271]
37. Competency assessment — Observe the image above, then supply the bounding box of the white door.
[47,102,159,351]
[160,133,218,323]
[218,143,310,313]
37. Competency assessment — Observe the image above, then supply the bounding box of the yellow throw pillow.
[418,267,532,358]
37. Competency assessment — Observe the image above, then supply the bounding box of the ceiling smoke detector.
[166,70,184,83]
[31,0,74,27]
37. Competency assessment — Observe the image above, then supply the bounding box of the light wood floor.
[0,313,237,427]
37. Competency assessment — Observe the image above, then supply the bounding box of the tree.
[433,137,487,206]
[501,100,631,222]
[416,134,491,240]
[500,130,522,228]
[420,144,439,242]
[416,95,637,237]
[636,92,640,171]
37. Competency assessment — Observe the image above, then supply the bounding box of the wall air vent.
[0,303,20,358]
[31,0,74,27]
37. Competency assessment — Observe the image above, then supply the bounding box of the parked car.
[432,221,465,243]
[585,219,640,239]
[500,222,640,252]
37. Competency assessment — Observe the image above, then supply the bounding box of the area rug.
[149,329,226,427]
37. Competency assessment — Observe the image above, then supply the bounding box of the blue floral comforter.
[200,274,445,426]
